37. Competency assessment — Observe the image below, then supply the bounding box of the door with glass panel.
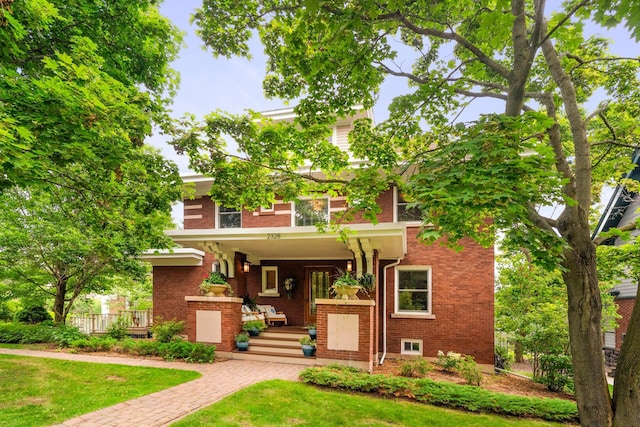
[305,268,332,325]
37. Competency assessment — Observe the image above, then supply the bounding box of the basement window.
[401,339,423,356]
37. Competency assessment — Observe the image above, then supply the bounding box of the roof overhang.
[139,248,205,266]
[165,223,407,264]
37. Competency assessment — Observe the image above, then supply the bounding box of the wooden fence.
[67,309,153,335]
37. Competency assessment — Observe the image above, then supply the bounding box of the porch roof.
[164,223,407,264]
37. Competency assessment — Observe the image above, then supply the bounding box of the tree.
[0,0,182,191]
[0,148,181,323]
[179,1,640,424]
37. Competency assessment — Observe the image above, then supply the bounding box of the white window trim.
[395,265,432,315]
[216,204,242,229]
[394,187,422,225]
[260,204,274,213]
[291,198,331,227]
[401,339,423,356]
[261,266,279,294]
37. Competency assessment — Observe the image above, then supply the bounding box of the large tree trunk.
[612,294,640,426]
[559,209,613,426]
[53,279,67,324]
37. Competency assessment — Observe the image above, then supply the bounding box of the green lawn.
[0,354,200,427]
[172,380,572,427]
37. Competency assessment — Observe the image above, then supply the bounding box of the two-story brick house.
[143,108,495,370]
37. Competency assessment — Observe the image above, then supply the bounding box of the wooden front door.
[305,267,332,325]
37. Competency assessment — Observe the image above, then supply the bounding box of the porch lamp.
[243,261,250,273]
[346,260,353,272]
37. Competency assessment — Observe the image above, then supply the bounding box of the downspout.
[379,258,401,365]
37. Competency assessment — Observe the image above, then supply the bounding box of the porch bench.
[241,305,266,324]
[257,304,288,326]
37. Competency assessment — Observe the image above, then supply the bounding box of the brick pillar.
[185,296,243,356]
[316,299,376,372]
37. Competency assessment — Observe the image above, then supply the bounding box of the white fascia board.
[139,248,205,266]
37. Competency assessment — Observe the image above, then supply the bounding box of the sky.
[152,1,639,224]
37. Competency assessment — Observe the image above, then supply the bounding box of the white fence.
[68,310,153,335]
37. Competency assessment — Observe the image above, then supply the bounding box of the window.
[396,266,431,314]
[401,339,423,356]
[218,206,241,228]
[260,203,274,213]
[396,190,422,222]
[294,198,328,226]
[262,266,278,294]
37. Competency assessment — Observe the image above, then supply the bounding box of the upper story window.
[218,206,241,228]
[295,199,328,226]
[395,266,431,314]
[396,190,422,222]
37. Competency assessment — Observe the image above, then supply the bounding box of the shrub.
[151,318,185,343]
[0,322,54,343]
[106,316,130,340]
[52,324,87,347]
[300,365,578,423]
[131,340,162,356]
[435,350,462,372]
[14,306,52,324]
[71,337,116,352]
[458,355,483,386]
[535,354,573,392]
[399,358,432,377]
[186,342,216,363]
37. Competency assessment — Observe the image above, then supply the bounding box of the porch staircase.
[232,326,317,366]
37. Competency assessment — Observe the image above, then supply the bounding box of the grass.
[0,354,200,427]
[172,380,571,426]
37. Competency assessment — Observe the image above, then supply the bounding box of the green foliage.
[0,322,54,344]
[299,336,316,346]
[457,356,483,386]
[435,351,462,373]
[357,273,376,294]
[51,324,87,348]
[300,365,578,422]
[105,316,130,340]
[158,340,216,363]
[534,354,573,393]
[235,332,249,343]
[71,337,116,352]
[14,306,52,324]
[399,358,432,378]
[201,271,228,285]
[242,320,266,333]
[150,318,185,343]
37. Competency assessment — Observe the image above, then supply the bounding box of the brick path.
[0,348,305,426]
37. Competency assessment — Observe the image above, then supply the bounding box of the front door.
[305,267,332,325]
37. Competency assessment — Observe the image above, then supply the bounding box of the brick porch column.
[185,296,243,356]
[316,299,376,372]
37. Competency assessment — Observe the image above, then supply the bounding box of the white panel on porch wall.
[196,310,221,343]
[327,313,359,351]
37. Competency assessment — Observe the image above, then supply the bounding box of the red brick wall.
[184,196,215,229]
[616,298,635,351]
[185,299,242,352]
[242,202,293,228]
[382,227,495,364]
[316,302,375,363]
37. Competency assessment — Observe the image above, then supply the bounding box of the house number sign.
[267,233,281,240]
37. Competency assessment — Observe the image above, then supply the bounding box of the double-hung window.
[294,198,328,226]
[396,190,422,222]
[218,206,241,228]
[395,266,431,314]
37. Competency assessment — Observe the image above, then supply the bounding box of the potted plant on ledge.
[299,336,316,357]
[200,271,232,297]
[305,323,317,340]
[330,271,361,300]
[235,332,250,351]
[242,320,266,337]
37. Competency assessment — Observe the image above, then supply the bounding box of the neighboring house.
[142,107,494,370]
[593,150,640,367]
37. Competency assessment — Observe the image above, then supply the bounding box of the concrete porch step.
[248,344,301,356]
[250,336,301,347]
[260,331,308,340]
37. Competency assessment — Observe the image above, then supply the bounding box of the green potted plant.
[242,320,266,337]
[330,270,361,300]
[358,273,376,296]
[200,271,232,297]
[299,336,316,357]
[305,323,317,340]
[235,332,250,351]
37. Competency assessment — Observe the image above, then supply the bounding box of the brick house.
[593,150,640,368]
[143,108,495,370]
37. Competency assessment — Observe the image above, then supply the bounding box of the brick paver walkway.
[0,348,305,426]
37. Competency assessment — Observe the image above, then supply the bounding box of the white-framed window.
[401,339,423,356]
[218,205,241,228]
[395,188,422,222]
[294,198,329,226]
[395,266,432,314]
[261,266,278,294]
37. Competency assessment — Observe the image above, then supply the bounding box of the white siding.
[604,331,616,349]
[335,124,352,153]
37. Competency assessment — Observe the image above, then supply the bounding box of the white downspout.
[380,258,401,365]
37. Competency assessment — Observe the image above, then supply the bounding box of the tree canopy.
[184,1,640,424]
